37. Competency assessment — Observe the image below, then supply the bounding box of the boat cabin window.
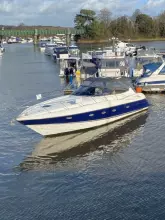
[126,43,135,47]
[47,45,56,48]
[67,59,79,68]
[72,78,129,96]
[101,60,125,68]
[159,66,165,75]
[55,47,68,53]
[142,62,163,76]
[69,46,78,50]
[93,51,104,56]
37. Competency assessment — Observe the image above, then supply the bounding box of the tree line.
[74,9,165,40]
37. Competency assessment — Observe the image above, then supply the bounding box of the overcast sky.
[0,0,164,26]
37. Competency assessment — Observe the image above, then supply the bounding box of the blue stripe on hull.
[19,99,149,125]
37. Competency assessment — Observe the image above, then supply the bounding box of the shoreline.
[77,38,165,44]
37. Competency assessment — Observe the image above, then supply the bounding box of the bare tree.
[99,8,112,28]
[98,8,112,37]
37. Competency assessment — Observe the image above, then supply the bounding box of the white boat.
[20,39,27,43]
[27,38,33,43]
[59,57,81,77]
[96,57,129,77]
[68,45,80,57]
[7,36,18,44]
[16,77,149,136]
[0,44,5,53]
[115,41,137,56]
[22,112,148,159]
[2,39,7,44]
[131,48,162,78]
[44,43,57,56]
[38,42,47,52]
[92,47,125,59]
[134,58,165,92]
[52,46,69,61]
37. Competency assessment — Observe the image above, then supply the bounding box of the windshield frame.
[72,78,129,96]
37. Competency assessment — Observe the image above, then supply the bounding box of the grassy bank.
[77,38,165,44]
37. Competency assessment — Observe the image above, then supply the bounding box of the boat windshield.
[142,62,162,77]
[101,59,125,68]
[72,78,129,96]
[55,47,68,53]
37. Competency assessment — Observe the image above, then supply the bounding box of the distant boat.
[0,44,5,53]
[44,43,57,56]
[38,42,47,52]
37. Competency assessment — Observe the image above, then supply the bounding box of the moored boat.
[134,59,165,92]
[16,77,149,136]
[44,43,57,56]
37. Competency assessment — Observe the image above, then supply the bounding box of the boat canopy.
[81,66,98,76]
[72,77,130,96]
[143,62,165,75]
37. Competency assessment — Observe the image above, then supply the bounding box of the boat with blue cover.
[131,48,161,77]
[16,77,149,136]
[134,59,165,92]
[52,45,80,61]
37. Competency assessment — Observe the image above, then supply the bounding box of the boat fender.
[136,86,142,93]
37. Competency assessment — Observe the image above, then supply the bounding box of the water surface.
[0,42,165,220]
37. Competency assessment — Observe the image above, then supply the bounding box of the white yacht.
[96,57,129,77]
[17,77,149,136]
[92,47,125,59]
[28,112,147,157]
[27,38,33,43]
[131,48,162,77]
[44,43,57,56]
[68,45,80,57]
[59,57,81,77]
[115,41,137,56]
[20,39,27,43]
[52,46,69,61]
[0,44,5,53]
[38,42,47,52]
[134,58,165,92]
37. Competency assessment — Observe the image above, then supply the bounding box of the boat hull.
[40,47,45,52]
[136,79,165,92]
[22,106,148,136]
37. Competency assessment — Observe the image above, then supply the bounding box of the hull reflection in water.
[19,111,148,171]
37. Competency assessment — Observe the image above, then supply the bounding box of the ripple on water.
[1,44,165,219]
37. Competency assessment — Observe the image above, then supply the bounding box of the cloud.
[0,0,163,26]
[146,0,165,8]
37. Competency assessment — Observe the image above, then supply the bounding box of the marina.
[1,41,165,219]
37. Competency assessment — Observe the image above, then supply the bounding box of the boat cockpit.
[72,77,130,96]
